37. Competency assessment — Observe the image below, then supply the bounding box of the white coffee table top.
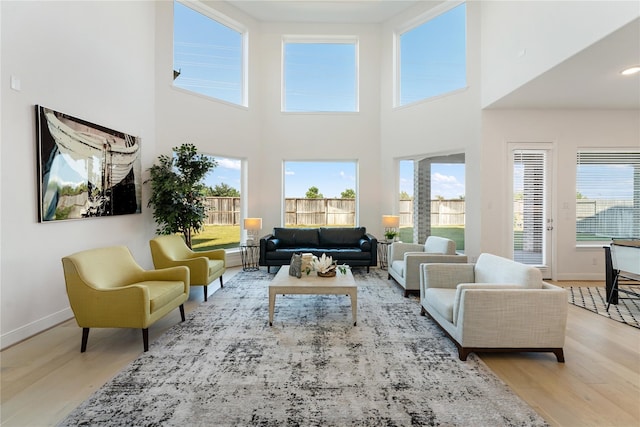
[270,265,355,288]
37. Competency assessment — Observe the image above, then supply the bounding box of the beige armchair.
[420,253,568,362]
[388,236,467,297]
[150,235,226,301]
[62,245,190,352]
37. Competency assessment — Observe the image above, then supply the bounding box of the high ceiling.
[227,0,424,24]
[225,1,640,110]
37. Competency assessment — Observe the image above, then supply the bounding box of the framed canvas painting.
[35,105,142,222]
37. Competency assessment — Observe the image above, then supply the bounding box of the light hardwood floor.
[2,272,639,426]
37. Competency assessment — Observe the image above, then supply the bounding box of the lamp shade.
[243,217,262,230]
[382,215,400,228]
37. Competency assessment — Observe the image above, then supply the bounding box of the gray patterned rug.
[60,269,548,426]
[568,285,640,329]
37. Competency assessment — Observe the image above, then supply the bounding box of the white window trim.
[174,0,249,107]
[281,35,360,113]
[392,0,466,109]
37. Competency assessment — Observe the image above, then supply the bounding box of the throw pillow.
[289,253,302,278]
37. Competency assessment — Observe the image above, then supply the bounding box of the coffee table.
[268,266,357,326]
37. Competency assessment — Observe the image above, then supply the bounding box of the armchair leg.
[179,304,185,322]
[554,348,565,363]
[81,328,90,353]
[204,286,208,302]
[219,276,224,288]
[142,328,149,352]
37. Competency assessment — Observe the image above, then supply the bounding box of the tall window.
[173,1,246,106]
[283,37,358,112]
[193,156,242,251]
[576,151,640,243]
[284,161,357,227]
[396,2,466,106]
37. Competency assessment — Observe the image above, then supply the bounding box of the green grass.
[192,225,241,251]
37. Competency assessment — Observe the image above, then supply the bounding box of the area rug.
[568,285,640,329]
[60,269,548,427]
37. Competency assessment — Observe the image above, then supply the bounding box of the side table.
[378,240,393,270]
[240,244,259,271]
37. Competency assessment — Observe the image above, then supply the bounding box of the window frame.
[173,0,249,107]
[393,1,467,108]
[281,35,360,113]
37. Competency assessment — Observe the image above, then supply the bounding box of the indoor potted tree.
[146,143,217,248]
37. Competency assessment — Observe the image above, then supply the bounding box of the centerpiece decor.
[310,253,337,277]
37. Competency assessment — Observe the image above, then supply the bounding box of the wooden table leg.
[269,288,276,326]
[350,290,357,326]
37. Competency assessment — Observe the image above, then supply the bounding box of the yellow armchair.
[149,235,226,301]
[61,245,190,352]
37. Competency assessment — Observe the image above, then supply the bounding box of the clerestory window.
[395,2,467,107]
[173,0,247,106]
[282,37,358,113]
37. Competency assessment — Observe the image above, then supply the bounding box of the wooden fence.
[204,197,465,227]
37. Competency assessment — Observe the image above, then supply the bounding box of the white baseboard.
[555,273,605,281]
[0,307,73,350]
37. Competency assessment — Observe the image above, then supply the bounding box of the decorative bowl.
[317,270,337,277]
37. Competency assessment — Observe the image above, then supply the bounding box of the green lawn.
[192,225,241,251]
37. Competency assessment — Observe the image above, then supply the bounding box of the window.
[173,1,246,106]
[396,2,466,106]
[576,151,640,243]
[192,156,242,251]
[397,158,465,248]
[512,150,547,266]
[284,161,357,227]
[283,37,358,112]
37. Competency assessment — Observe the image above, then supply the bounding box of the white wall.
[481,0,640,108]
[1,1,157,348]
[482,109,640,280]
[380,1,483,258]
[257,21,383,236]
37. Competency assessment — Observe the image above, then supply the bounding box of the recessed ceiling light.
[621,66,640,76]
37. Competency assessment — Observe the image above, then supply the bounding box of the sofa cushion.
[424,236,456,255]
[474,253,543,289]
[208,259,225,277]
[359,238,371,251]
[144,280,186,314]
[319,227,366,247]
[390,260,405,277]
[424,288,457,322]
[273,228,319,248]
